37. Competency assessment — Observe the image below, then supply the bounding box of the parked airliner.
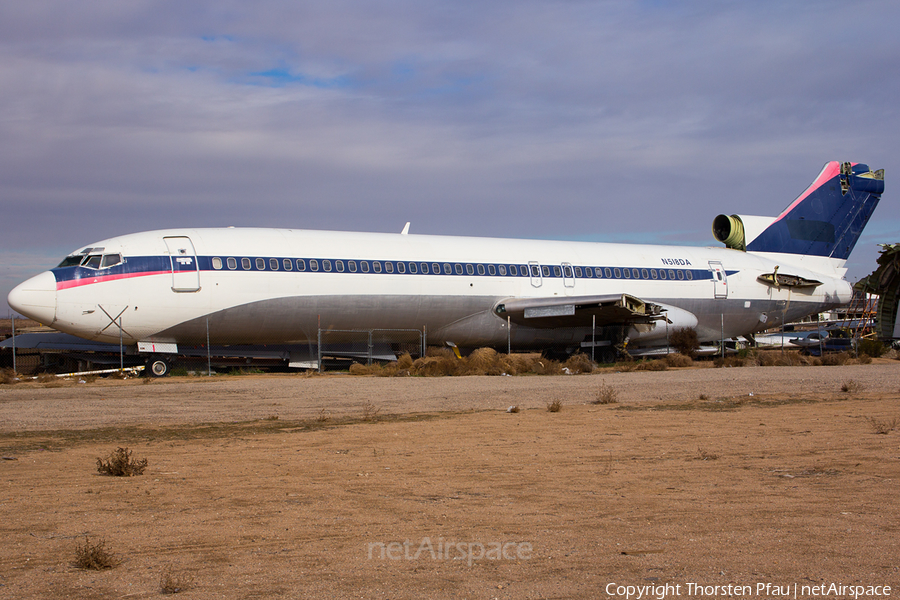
[7,161,884,374]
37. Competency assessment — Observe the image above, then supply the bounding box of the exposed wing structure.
[493,294,664,329]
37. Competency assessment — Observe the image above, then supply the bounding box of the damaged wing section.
[494,294,663,329]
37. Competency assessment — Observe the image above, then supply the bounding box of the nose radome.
[8,271,57,325]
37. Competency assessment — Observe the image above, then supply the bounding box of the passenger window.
[385,262,394,273]
[605,268,612,278]
[466,264,474,275]
[419,262,428,274]
[488,265,496,276]
[668,269,676,279]
[349,261,357,273]
[336,260,345,272]
[641,269,649,279]
[101,254,123,268]
[408,263,417,274]
[574,266,582,277]
[431,263,440,274]
[530,265,540,277]
[256,258,266,270]
[374,262,382,273]
[499,265,507,275]
[631,268,639,279]
[241,258,251,270]
[212,257,223,270]
[614,268,621,278]
[323,260,332,272]
[455,264,463,275]
[296,259,306,271]
[361,261,370,273]
[283,259,293,271]
[552,266,561,277]
[310,259,319,271]
[477,264,485,275]
[542,266,550,277]
[686,271,693,280]
[444,263,452,274]
[227,257,237,270]
[650,269,658,279]
[585,267,593,278]
[509,265,518,276]
[270,258,279,270]
[677,270,684,280]
[396,262,405,274]
[659,269,666,279]
[623,269,631,279]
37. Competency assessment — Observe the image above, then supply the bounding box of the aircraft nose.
[8,271,57,325]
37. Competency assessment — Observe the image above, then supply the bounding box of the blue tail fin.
[746,161,883,260]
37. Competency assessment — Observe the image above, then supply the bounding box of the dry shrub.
[841,379,863,393]
[563,353,595,374]
[669,327,700,357]
[546,399,562,412]
[464,347,505,375]
[665,353,693,368]
[97,447,148,477]
[867,417,898,435]
[593,381,619,404]
[349,362,384,376]
[74,538,119,570]
[160,570,195,594]
[714,356,747,368]
[757,350,807,366]
[634,359,668,371]
[821,352,851,366]
[411,354,464,377]
[361,401,380,421]
[858,338,887,358]
[531,358,562,375]
[0,368,20,385]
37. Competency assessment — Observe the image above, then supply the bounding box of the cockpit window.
[57,255,84,268]
[100,254,123,268]
[82,255,102,269]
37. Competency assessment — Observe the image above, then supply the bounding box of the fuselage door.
[709,261,727,299]
[528,261,542,288]
[562,262,575,289]
[164,236,201,292]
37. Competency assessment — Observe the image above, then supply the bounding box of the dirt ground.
[1,362,899,599]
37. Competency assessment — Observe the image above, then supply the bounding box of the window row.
[209,257,697,281]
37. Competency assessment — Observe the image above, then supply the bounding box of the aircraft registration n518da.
[7,160,884,367]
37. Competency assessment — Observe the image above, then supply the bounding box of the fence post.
[591,314,595,363]
[206,317,212,377]
[422,326,426,358]
[507,316,511,355]
[317,327,323,373]
[11,314,16,374]
[367,330,373,365]
[119,316,124,371]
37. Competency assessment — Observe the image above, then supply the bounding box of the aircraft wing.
[493,294,664,329]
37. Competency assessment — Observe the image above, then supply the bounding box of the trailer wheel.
[148,358,170,377]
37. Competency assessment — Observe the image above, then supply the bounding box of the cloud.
[2,0,899,309]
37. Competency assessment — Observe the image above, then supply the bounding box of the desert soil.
[0,362,899,599]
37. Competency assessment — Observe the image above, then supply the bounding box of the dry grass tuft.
[593,381,619,404]
[665,353,693,368]
[0,368,20,385]
[361,401,380,421]
[546,399,562,412]
[160,569,195,594]
[97,447,148,476]
[73,538,119,570]
[821,352,851,366]
[695,447,720,460]
[841,379,864,393]
[867,417,898,435]
[563,353,595,374]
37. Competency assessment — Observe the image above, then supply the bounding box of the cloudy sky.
[2,0,899,313]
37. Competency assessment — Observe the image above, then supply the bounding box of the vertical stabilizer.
[746,161,883,260]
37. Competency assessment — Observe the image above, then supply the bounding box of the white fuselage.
[8,227,852,352]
